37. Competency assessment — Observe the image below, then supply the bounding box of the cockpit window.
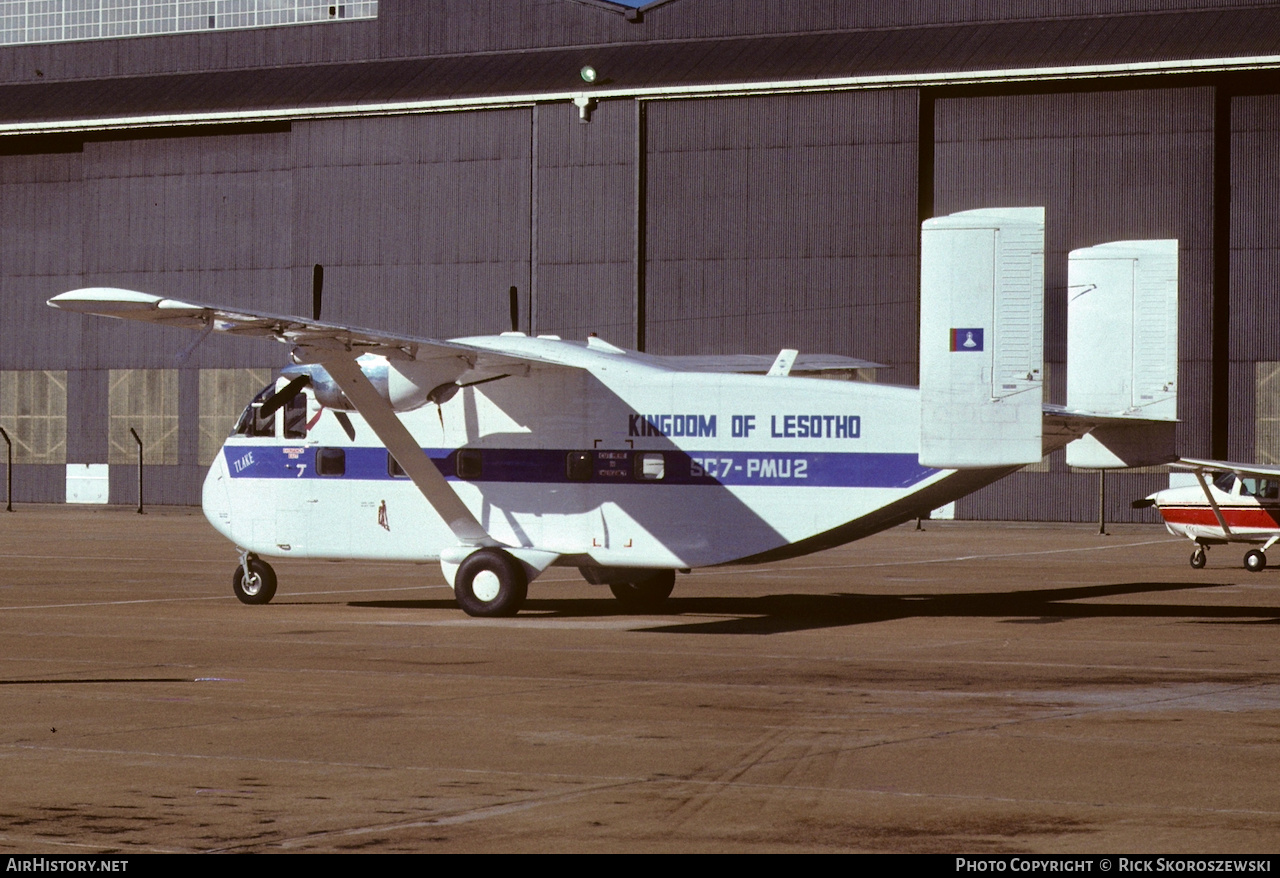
[1213,471,1236,492]
[231,382,309,440]
[233,384,278,438]
[283,390,307,439]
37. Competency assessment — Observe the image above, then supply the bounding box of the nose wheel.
[233,554,277,604]
[1190,546,1207,569]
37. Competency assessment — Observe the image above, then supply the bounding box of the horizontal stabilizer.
[1065,239,1178,469]
[1065,421,1177,469]
[919,207,1045,468]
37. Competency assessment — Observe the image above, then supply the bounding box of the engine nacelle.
[282,355,436,413]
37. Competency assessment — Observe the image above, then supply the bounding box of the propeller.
[333,410,356,441]
[312,264,324,321]
[258,374,311,419]
[509,285,519,333]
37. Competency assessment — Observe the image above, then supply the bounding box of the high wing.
[48,287,550,376]
[49,287,574,550]
[1174,458,1280,479]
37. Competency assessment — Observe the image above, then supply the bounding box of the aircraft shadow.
[349,580,1280,635]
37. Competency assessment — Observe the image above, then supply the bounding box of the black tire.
[1245,549,1267,573]
[608,570,676,612]
[1190,548,1207,569]
[232,557,277,605]
[454,548,528,617]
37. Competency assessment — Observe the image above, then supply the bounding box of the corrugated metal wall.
[3,110,536,503]
[1229,94,1280,462]
[533,98,637,343]
[644,89,919,371]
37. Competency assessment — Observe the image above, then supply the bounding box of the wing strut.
[317,354,492,547]
[1192,470,1234,538]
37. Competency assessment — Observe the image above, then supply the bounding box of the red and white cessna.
[1139,459,1280,572]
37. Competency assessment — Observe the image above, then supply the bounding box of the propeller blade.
[509,285,519,333]
[1131,497,1156,509]
[258,374,311,419]
[334,410,356,441]
[312,264,324,321]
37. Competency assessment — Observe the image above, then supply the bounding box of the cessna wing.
[1174,458,1280,479]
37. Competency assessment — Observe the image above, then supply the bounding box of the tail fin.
[1065,239,1178,469]
[919,207,1045,468]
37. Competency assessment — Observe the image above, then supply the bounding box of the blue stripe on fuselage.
[221,445,936,489]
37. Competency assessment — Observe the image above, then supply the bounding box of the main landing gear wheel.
[233,557,277,605]
[454,548,528,617]
[1245,549,1268,573]
[608,570,676,613]
[1190,547,1207,569]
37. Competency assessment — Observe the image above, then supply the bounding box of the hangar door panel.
[292,111,533,340]
[1229,95,1280,462]
[79,130,293,370]
[644,90,918,371]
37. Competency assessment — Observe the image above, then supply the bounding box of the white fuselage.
[1149,474,1280,546]
[202,343,1010,571]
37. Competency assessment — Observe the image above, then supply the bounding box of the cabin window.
[1242,478,1280,500]
[456,448,483,480]
[316,447,346,476]
[566,451,592,482]
[1213,471,1236,492]
[635,452,665,481]
[387,452,408,478]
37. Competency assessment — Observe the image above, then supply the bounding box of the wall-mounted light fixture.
[580,65,597,84]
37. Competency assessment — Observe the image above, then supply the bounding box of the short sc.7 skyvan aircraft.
[50,208,1181,617]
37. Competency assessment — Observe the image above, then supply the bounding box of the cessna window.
[635,452,665,481]
[316,447,346,476]
[1242,478,1280,500]
[456,448,483,480]
[233,384,278,438]
[1213,472,1236,492]
[387,452,408,478]
[566,451,592,482]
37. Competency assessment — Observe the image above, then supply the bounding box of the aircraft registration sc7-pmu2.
[49,208,1180,617]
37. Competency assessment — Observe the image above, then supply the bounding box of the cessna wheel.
[454,548,528,617]
[609,570,676,613]
[1245,549,1268,573]
[1190,548,1207,569]
[233,557,277,605]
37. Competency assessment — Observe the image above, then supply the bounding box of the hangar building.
[0,0,1277,519]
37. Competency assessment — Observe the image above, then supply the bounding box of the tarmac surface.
[2,505,1280,853]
